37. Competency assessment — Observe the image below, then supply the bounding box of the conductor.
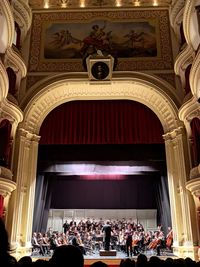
[102,220,113,251]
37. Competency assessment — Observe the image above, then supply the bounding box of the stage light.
[80,0,85,8]
[134,0,140,6]
[153,0,158,6]
[44,0,49,8]
[44,163,157,176]
[116,0,122,7]
[80,174,126,180]
[60,0,68,7]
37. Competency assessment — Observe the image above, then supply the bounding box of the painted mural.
[29,10,173,73]
[44,20,158,60]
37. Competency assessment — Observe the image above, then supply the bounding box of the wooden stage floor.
[32,249,177,265]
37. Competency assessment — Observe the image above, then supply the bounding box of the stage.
[31,249,177,265]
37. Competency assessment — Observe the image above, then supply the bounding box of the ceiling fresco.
[27,0,175,89]
[29,9,173,72]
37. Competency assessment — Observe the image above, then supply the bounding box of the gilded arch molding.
[20,76,181,135]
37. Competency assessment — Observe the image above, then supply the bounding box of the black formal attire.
[31,236,45,256]
[102,223,112,251]
[125,230,133,257]
[71,235,86,255]
[63,221,70,234]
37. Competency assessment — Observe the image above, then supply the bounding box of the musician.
[155,230,164,256]
[47,227,53,238]
[143,231,151,252]
[63,220,70,234]
[147,230,162,256]
[31,232,45,256]
[102,220,113,251]
[71,232,86,255]
[49,233,60,251]
[132,231,140,256]
[139,223,144,232]
[111,229,119,250]
[94,230,103,250]
[42,233,51,254]
[119,229,126,252]
[125,223,133,257]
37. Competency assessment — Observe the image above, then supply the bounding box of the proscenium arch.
[20,76,181,135]
[13,75,192,259]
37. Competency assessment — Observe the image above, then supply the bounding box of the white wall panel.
[47,209,157,233]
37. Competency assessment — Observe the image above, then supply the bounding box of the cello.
[147,238,160,249]
[147,231,162,250]
[166,228,173,249]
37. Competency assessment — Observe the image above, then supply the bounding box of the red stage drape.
[191,118,200,166]
[6,67,17,96]
[39,100,164,145]
[185,65,192,95]
[0,195,4,218]
[0,119,12,165]
[15,22,21,49]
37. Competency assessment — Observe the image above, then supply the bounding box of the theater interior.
[0,0,200,262]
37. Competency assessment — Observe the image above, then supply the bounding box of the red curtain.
[185,65,192,95]
[0,119,12,166]
[191,118,200,166]
[6,67,17,97]
[0,195,4,218]
[39,100,164,145]
[15,22,21,49]
[180,23,186,46]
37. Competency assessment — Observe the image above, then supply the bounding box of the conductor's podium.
[99,250,117,256]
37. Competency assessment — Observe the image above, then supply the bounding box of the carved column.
[163,126,198,260]
[8,128,40,258]
[164,128,183,247]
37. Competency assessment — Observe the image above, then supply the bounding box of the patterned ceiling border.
[29,9,173,72]
[29,0,172,10]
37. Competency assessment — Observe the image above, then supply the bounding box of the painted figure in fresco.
[80,21,112,59]
[50,29,82,49]
[124,30,144,49]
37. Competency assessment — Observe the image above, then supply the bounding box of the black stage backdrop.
[50,175,159,209]
[33,173,171,234]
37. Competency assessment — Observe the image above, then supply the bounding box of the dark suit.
[102,223,112,251]
[63,221,70,234]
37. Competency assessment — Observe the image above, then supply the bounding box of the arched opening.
[33,99,170,232]
[12,76,192,259]
[32,99,172,256]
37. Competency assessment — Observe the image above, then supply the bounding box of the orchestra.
[32,218,173,256]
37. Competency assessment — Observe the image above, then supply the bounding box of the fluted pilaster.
[163,126,198,259]
[8,128,40,258]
